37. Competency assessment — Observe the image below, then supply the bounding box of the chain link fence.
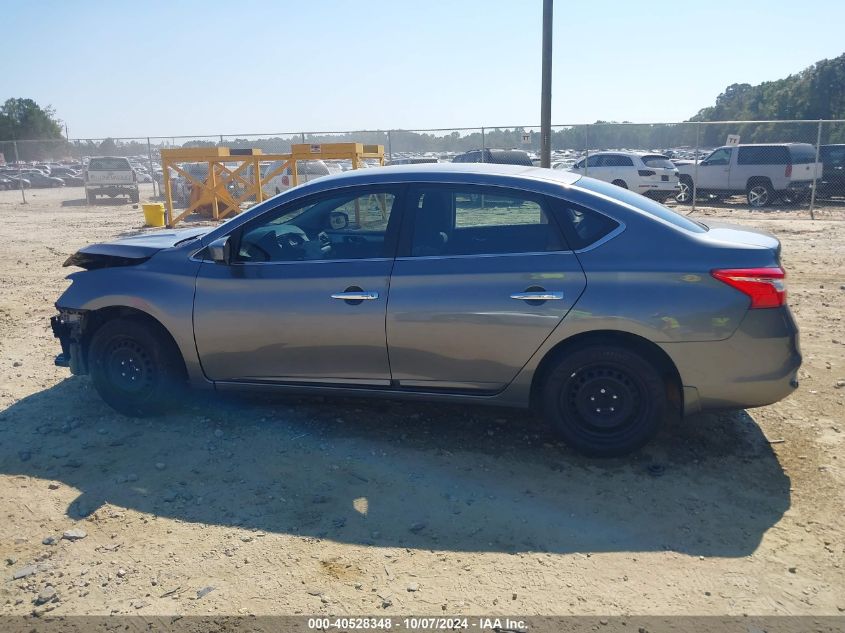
[2,120,844,216]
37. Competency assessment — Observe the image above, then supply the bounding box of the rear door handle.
[510,291,563,301]
[331,291,379,300]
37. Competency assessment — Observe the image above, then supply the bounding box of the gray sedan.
[50,164,801,456]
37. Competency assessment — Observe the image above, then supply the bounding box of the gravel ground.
[0,184,843,617]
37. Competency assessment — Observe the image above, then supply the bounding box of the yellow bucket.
[142,203,165,227]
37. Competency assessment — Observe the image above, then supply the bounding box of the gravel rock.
[155,462,166,471]
[197,585,215,599]
[62,528,87,541]
[407,582,420,592]
[41,536,57,546]
[12,564,38,580]
[409,522,426,534]
[34,586,57,605]
[214,429,224,438]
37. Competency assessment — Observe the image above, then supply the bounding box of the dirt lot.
[0,184,843,617]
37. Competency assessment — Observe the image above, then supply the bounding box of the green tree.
[0,98,63,140]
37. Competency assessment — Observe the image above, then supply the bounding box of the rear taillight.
[785,164,792,177]
[638,169,655,177]
[711,267,786,309]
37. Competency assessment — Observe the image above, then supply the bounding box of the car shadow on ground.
[60,197,136,207]
[0,377,790,557]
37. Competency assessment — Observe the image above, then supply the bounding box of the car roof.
[292,162,581,188]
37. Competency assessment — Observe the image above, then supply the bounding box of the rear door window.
[407,186,564,257]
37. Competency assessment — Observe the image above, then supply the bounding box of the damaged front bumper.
[50,309,88,375]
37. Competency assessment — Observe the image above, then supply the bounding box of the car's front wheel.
[541,345,666,457]
[611,179,628,189]
[88,317,185,417]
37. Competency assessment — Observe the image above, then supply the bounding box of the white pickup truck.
[84,156,139,204]
[675,143,822,207]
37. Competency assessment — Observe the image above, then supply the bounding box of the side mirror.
[329,211,349,230]
[207,236,231,264]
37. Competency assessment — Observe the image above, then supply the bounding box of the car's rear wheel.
[746,180,774,207]
[541,345,666,457]
[611,179,628,189]
[88,318,185,417]
[130,191,140,203]
[87,192,96,204]
[676,176,694,204]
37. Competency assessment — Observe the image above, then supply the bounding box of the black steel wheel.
[542,345,666,457]
[88,317,185,417]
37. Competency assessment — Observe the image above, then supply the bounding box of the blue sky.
[3,0,845,139]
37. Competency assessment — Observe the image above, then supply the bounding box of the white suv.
[569,151,679,201]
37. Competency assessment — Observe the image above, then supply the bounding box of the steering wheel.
[276,230,309,258]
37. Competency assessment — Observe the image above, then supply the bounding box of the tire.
[676,176,694,204]
[746,180,774,208]
[611,179,628,189]
[541,345,666,457]
[88,317,186,417]
[779,191,806,206]
[87,192,96,205]
[130,191,140,203]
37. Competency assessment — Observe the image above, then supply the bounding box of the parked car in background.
[818,144,845,198]
[57,173,85,187]
[20,171,64,188]
[134,169,153,183]
[84,156,139,204]
[51,164,800,457]
[675,143,822,207]
[261,159,340,197]
[0,176,14,190]
[569,151,680,201]
[0,173,32,189]
[452,149,533,165]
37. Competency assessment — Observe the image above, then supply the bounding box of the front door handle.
[331,291,379,300]
[510,291,563,301]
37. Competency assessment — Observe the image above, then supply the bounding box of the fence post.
[146,137,157,197]
[13,141,26,204]
[481,127,485,162]
[387,130,392,163]
[692,122,701,213]
[583,125,589,177]
[301,132,306,144]
[809,120,822,220]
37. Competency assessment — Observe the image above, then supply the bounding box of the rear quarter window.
[737,146,789,165]
[578,178,707,234]
[88,157,131,170]
[552,203,620,250]
[788,145,817,164]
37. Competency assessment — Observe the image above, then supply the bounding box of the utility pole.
[540,0,553,168]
